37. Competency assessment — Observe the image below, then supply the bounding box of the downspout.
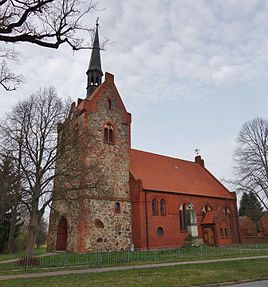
[234,200,241,244]
[145,191,149,250]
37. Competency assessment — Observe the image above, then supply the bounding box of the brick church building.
[47,23,241,252]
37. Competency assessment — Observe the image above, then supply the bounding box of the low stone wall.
[241,236,268,244]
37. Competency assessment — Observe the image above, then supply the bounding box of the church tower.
[47,22,132,252]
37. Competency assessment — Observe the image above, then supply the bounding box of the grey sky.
[1,0,268,182]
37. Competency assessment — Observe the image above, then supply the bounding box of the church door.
[56,217,67,251]
[203,227,215,246]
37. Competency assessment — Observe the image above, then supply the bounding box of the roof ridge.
[131,148,194,164]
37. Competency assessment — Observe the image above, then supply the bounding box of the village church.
[47,23,241,252]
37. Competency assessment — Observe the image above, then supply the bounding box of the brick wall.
[131,189,240,249]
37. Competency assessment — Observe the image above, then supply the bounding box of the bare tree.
[0,0,97,91]
[0,46,23,91]
[0,87,70,258]
[233,117,268,210]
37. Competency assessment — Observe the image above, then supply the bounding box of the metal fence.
[1,244,268,271]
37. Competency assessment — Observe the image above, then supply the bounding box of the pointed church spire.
[86,18,103,97]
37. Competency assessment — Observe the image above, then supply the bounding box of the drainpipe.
[234,201,241,244]
[145,191,149,250]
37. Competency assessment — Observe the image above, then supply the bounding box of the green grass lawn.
[1,258,268,287]
[0,247,46,262]
[1,245,268,274]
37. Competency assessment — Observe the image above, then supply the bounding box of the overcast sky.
[1,0,268,183]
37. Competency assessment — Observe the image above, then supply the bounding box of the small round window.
[157,227,164,237]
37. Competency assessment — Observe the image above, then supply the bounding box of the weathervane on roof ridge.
[195,148,200,156]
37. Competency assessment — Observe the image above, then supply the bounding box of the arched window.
[115,202,121,214]
[103,123,114,144]
[157,227,164,237]
[160,198,166,216]
[179,204,187,231]
[109,128,114,143]
[152,198,158,216]
[108,99,112,111]
[104,127,108,142]
[224,207,233,230]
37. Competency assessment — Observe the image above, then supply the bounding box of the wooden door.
[203,227,215,246]
[56,217,67,251]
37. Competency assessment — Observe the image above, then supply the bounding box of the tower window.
[104,127,108,142]
[109,128,114,143]
[108,99,112,111]
[115,202,121,214]
[103,123,114,144]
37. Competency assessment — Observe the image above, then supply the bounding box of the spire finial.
[96,17,99,26]
[195,148,200,156]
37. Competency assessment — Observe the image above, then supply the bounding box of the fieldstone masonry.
[47,73,133,252]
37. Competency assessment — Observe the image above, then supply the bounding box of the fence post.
[64,252,67,267]
[96,252,99,265]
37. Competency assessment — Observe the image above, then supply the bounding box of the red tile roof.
[201,210,218,225]
[130,149,234,199]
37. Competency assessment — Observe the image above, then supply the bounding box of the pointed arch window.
[108,99,112,111]
[224,207,233,231]
[179,204,187,231]
[103,123,114,144]
[152,198,158,216]
[179,203,195,231]
[109,128,114,143]
[160,198,166,216]
[115,202,121,214]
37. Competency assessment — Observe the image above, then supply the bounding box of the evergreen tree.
[0,211,12,252]
[239,191,263,229]
[0,154,21,252]
[239,192,250,216]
